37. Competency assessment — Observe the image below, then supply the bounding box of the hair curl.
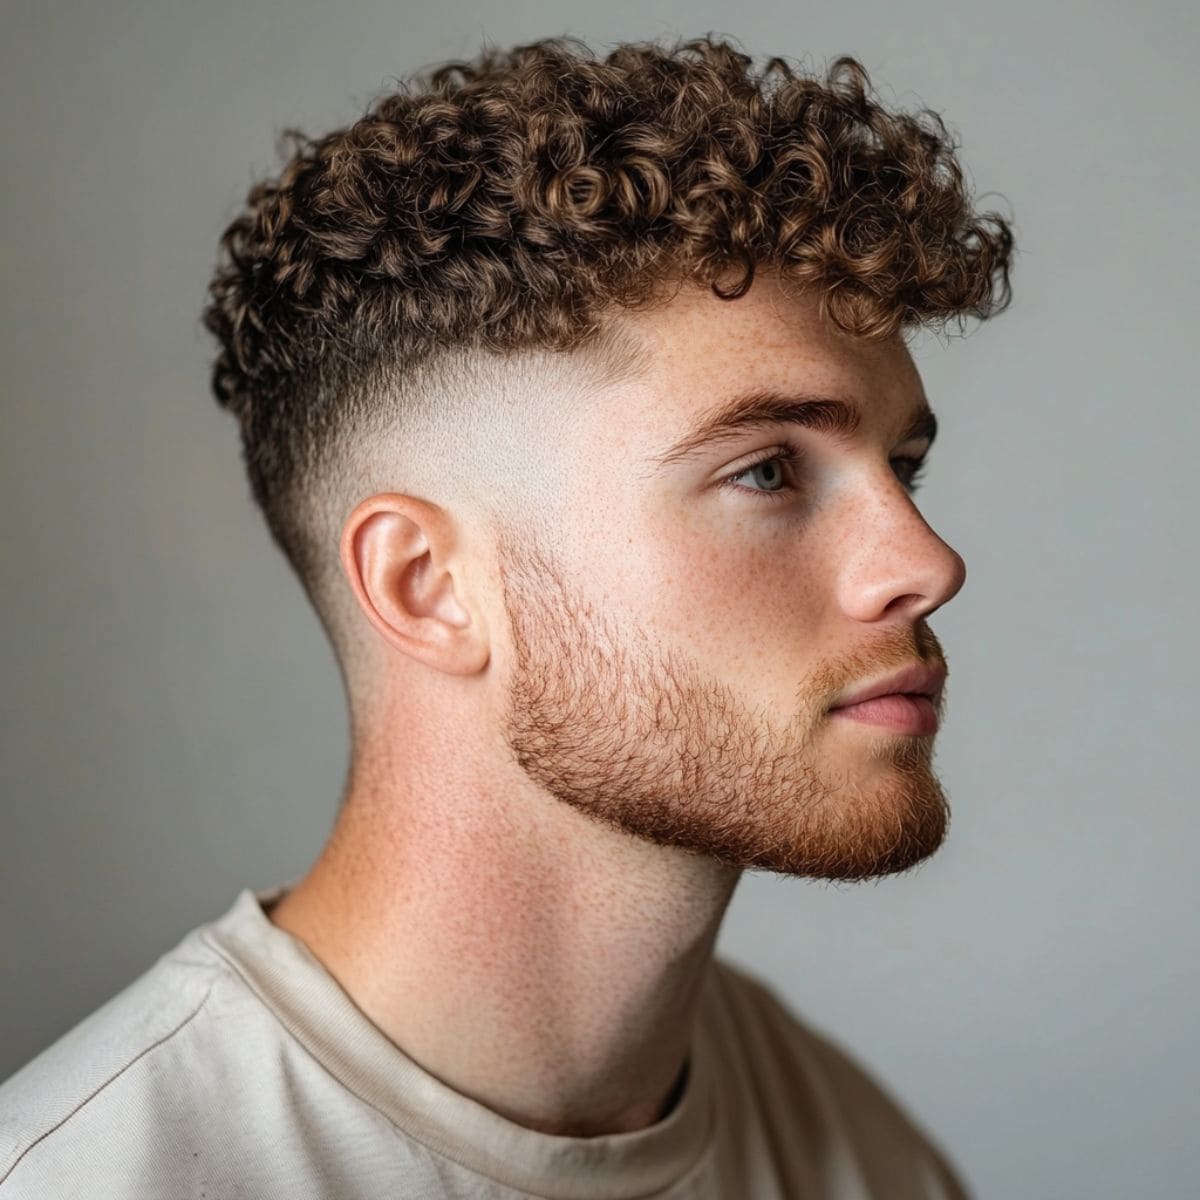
[202,33,1015,642]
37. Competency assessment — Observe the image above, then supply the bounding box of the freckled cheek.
[648,523,828,659]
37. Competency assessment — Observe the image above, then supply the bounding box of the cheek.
[558,478,831,694]
[633,508,830,678]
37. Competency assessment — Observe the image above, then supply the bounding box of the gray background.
[2,2,1196,1197]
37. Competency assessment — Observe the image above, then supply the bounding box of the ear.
[338,493,490,677]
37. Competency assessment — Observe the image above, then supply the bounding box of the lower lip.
[829,693,939,735]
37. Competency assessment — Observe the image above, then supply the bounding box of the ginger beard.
[496,530,952,883]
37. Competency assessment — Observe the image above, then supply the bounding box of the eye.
[892,455,928,494]
[718,443,805,502]
[720,444,930,503]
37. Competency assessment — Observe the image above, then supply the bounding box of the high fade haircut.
[202,32,1015,696]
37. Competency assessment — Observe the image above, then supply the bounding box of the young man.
[0,34,1014,1199]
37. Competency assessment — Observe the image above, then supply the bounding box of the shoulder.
[0,921,263,1195]
[705,955,973,1200]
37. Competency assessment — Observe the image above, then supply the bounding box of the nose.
[834,476,967,625]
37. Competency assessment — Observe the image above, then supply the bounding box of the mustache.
[807,623,947,702]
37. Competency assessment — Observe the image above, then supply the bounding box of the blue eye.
[720,444,928,502]
[720,446,805,501]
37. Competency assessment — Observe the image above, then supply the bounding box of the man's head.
[203,34,1014,881]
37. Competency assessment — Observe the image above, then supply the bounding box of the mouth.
[827,661,946,735]
[829,691,939,735]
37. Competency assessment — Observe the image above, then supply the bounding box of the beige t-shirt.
[0,886,971,1199]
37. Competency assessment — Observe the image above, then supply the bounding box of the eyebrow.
[640,388,938,475]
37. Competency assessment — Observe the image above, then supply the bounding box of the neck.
[269,767,741,1136]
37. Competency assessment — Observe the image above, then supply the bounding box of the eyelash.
[719,441,929,503]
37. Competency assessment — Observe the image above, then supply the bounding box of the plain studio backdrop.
[1,2,1196,1197]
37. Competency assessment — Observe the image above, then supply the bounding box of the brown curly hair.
[202,33,1014,674]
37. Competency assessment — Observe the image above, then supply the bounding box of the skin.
[269,270,966,1138]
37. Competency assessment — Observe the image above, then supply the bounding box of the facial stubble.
[495,530,950,883]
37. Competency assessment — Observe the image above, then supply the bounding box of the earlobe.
[338,495,490,677]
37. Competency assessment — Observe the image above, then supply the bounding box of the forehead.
[587,273,925,449]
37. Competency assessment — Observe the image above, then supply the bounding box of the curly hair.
[202,33,1014,672]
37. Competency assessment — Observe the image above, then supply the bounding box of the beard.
[494,526,951,882]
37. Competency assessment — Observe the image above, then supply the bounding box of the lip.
[829,663,947,711]
[830,693,940,735]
